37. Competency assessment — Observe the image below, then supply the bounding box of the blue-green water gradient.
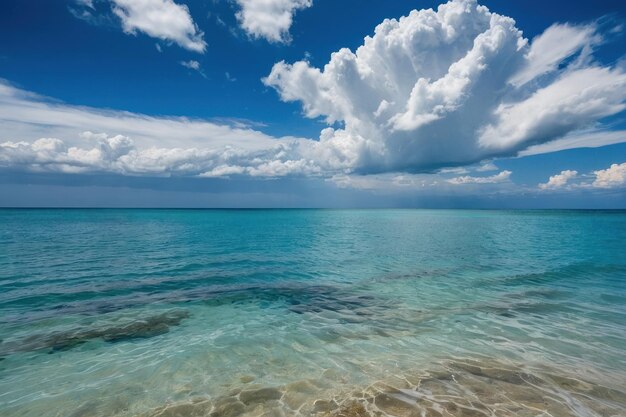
[0,209,625,416]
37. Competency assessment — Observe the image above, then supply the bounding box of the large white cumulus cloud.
[264,0,626,173]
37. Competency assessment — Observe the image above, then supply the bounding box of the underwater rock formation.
[0,310,190,355]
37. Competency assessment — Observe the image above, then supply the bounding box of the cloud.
[479,67,626,151]
[509,23,599,87]
[180,60,206,77]
[111,0,206,52]
[447,170,512,185]
[69,0,117,27]
[537,163,626,191]
[592,162,626,188]
[0,81,324,178]
[330,173,436,191]
[76,0,95,8]
[0,133,320,177]
[519,129,626,156]
[235,0,312,43]
[539,170,577,190]
[438,167,469,175]
[180,60,200,70]
[5,0,626,185]
[329,170,517,195]
[264,0,626,174]
[476,162,498,172]
[0,81,297,151]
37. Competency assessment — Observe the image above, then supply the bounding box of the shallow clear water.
[0,209,625,417]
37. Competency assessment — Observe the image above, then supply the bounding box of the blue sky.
[1,0,625,207]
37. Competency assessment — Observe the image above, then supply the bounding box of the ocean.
[0,209,625,417]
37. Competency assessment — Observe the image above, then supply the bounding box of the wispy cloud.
[520,129,626,156]
[0,80,295,151]
[180,60,206,78]
[476,162,498,172]
[447,171,512,185]
[509,23,600,87]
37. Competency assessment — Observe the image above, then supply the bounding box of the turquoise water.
[0,209,625,417]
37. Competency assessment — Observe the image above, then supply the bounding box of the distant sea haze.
[0,209,625,416]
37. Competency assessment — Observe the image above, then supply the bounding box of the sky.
[1,0,625,208]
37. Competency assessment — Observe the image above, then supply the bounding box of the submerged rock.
[325,402,370,417]
[239,375,255,384]
[210,397,245,417]
[0,310,190,355]
[100,311,186,342]
[239,387,283,405]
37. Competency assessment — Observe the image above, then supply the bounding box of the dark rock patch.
[325,402,370,417]
[449,360,543,386]
[0,310,189,356]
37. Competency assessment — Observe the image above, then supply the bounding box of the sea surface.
[0,209,625,417]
